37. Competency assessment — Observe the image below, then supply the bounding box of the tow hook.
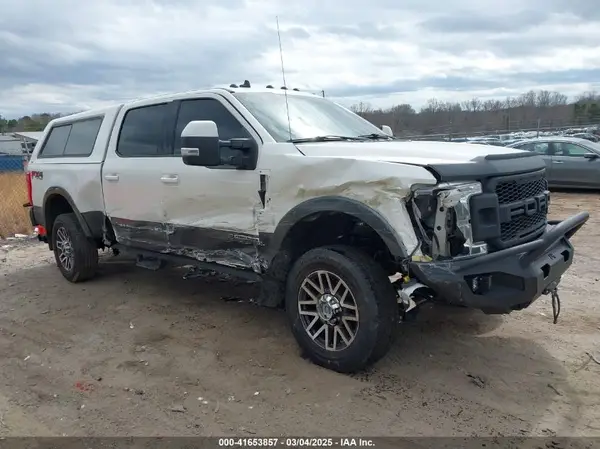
[543,279,562,324]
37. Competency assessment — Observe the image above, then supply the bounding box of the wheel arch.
[264,196,409,263]
[43,187,94,248]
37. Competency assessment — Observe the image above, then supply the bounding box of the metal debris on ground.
[169,405,186,413]
[586,351,600,365]
[467,373,486,388]
[547,383,562,396]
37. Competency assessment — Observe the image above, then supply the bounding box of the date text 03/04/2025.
[218,438,376,447]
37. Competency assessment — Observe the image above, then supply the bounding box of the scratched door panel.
[102,102,172,249]
[161,95,262,270]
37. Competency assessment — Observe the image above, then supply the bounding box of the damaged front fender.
[263,195,410,264]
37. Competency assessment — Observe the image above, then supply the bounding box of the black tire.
[52,213,99,283]
[285,245,398,373]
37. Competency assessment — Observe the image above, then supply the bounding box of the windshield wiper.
[357,133,395,140]
[287,135,367,143]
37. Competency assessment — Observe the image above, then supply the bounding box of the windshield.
[233,92,388,142]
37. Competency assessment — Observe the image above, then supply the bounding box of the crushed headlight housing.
[411,182,487,259]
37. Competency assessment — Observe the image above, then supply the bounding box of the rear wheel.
[52,213,99,282]
[285,246,398,373]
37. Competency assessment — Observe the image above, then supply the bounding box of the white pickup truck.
[24,84,589,373]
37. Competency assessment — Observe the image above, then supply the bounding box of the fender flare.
[263,196,409,262]
[43,187,93,238]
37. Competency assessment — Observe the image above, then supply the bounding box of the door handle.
[552,161,564,164]
[104,174,119,181]
[160,175,179,184]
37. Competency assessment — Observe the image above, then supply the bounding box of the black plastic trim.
[425,152,546,182]
[30,206,39,227]
[477,168,549,250]
[42,187,104,239]
[263,196,409,264]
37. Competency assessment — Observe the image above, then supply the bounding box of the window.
[233,92,387,142]
[117,103,170,157]
[64,119,102,156]
[516,142,550,155]
[531,142,550,155]
[173,99,251,154]
[39,125,71,157]
[38,117,103,158]
[555,142,592,157]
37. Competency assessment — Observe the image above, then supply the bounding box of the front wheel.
[285,246,398,373]
[52,213,99,283]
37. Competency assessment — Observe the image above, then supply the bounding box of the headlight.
[411,182,487,258]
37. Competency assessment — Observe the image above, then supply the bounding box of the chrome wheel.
[298,270,359,351]
[55,227,74,272]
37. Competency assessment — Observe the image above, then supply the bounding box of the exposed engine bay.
[409,182,487,260]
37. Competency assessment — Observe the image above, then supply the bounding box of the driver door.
[156,94,263,269]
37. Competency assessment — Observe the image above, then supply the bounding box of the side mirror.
[583,153,599,160]
[181,120,221,167]
[381,125,393,137]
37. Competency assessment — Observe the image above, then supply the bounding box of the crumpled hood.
[294,140,527,165]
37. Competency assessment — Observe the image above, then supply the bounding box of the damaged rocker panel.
[109,217,273,272]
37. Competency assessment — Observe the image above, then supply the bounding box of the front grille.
[500,210,546,241]
[495,177,548,205]
[488,170,549,249]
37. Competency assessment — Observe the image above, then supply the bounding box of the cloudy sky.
[1,0,599,117]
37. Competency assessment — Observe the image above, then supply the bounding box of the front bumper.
[410,212,589,314]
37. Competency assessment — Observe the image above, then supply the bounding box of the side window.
[38,117,103,158]
[173,98,251,155]
[531,142,550,155]
[117,103,170,157]
[555,143,591,157]
[39,125,71,157]
[63,119,102,156]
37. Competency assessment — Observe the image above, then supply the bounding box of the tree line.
[0,113,62,134]
[1,89,600,137]
[350,90,600,137]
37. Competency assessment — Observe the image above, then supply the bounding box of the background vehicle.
[507,136,600,189]
[569,132,599,143]
[24,85,588,373]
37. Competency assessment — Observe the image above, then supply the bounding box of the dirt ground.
[0,192,598,437]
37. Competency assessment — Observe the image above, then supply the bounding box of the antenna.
[276,16,293,141]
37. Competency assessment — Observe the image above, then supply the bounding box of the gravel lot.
[0,192,598,437]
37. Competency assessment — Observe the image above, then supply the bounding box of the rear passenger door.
[102,101,175,249]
